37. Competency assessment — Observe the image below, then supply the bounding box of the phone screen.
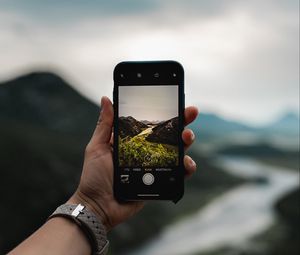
[118,85,178,173]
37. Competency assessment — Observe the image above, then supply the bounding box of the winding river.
[131,157,299,255]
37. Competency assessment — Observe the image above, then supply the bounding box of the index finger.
[90,96,114,145]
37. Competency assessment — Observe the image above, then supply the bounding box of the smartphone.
[113,61,184,203]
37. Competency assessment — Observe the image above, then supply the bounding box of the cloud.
[0,0,160,21]
[0,1,298,125]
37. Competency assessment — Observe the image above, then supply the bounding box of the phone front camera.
[137,73,142,78]
[120,74,124,78]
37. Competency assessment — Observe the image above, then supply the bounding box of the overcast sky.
[0,0,298,125]
[119,85,178,121]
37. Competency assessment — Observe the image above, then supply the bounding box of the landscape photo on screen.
[118,85,178,167]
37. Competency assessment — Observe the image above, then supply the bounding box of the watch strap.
[48,204,109,255]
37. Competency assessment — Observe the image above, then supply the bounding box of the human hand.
[68,96,199,231]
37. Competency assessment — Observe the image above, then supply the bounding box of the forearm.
[9,217,91,255]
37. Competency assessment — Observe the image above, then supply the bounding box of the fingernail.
[190,130,195,141]
[189,158,196,168]
[100,96,104,108]
[98,97,104,123]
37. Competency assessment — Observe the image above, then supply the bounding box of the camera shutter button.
[142,173,154,185]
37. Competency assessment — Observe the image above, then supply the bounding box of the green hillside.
[119,134,178,167]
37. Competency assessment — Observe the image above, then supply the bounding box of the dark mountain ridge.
[146,116,178,145]
[0,71,98,137]
[119,116,148,138]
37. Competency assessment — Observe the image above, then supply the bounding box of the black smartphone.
[113,61,185,203]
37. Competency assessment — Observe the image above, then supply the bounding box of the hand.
[68,96,199,231]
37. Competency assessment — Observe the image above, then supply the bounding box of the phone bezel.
[113,61,185,203]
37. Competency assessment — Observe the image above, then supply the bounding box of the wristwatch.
[48,204,109,255]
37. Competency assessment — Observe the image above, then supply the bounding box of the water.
[137,127,153,137]
[131,157,299,255]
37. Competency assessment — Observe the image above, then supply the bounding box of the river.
[130,157,299,255]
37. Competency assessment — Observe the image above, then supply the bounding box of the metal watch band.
[48,204,109,255]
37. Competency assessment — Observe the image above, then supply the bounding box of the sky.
[119,85,178,121]
[0,0,299,125]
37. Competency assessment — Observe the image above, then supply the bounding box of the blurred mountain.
[189,112,299,148]
[189,113,253,136]
[190,112,299,134]
[0,72,99,136]
[264,112,299,136]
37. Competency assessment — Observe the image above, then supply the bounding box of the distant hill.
[189,112,299,145]
[0,72,98,137]
[188,113,255,143]
[194,113,252,133]
[264,112,299,136]
[140,120,163,125]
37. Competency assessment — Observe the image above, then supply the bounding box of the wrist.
[67,191,111,232]
[49,203,109,254]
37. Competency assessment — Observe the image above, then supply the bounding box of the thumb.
[90,96,114,145]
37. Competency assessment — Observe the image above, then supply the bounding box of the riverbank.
[192,188,300,255]
[130,157,299,255]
